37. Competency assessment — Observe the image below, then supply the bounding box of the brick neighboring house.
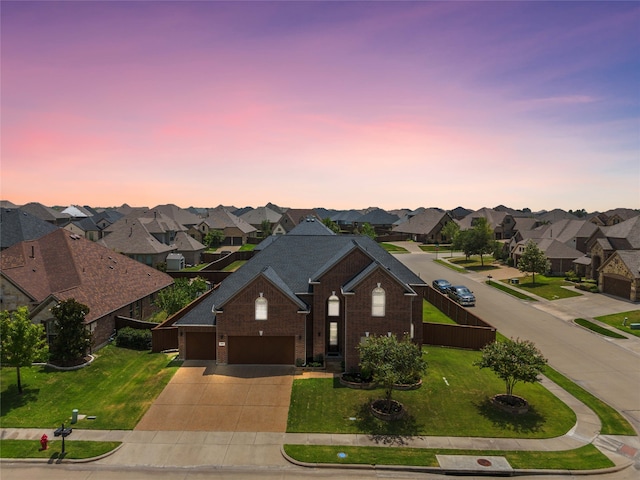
[272,208,322,235]
[0,229,173,348]
[392,208,453,244]
[456,208,516,240]
[190,206,257,246]
[174,218,427,371]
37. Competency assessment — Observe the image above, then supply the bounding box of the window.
[372,284,385,317]
[328,292,340,317]
[255,293,267,320]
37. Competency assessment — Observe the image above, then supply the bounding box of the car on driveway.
[447,285,476,306]
[432,279,452,294]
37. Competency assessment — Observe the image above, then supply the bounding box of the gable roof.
[1,208,59,249]
[173,231,206,252]
[600,215,640,249]
[1,229,173,322]
[456,207,509,230]
[201,206,256,234]
[151,204,202,227]
[176,233,426,326]
[99,216,176,255]
[287,217,335,236]
[357,208,399,225]
[19,202,69,223]
[392,208,452,235]
[239,206,283,225]
[604,250,640,280]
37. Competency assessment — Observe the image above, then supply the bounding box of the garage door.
[602,275,631,300]
[185,332,217,360]
[228,336,295,365]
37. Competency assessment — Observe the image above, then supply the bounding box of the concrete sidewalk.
[2,375,639,472]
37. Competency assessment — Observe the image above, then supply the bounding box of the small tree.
[0,307,49,394]
[322,217,340,233]
[50,299,92,366]
[260,219,272,238]
[204,229,225,248]
[359,222,376,239]
[518,240,549,284]
[474,338,547,403]
[358,334,427,414]
[441,221,460,257]
[469,218,494,266]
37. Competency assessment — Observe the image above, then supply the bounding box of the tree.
[50,299,92,366]
[474,338,547,402]
[358,334,427,414]
[260,219,272,238]
[441,221,460,257]
[518,240,549,284]
[155,277,208,315]
[469,218,494,267]
[0,307,49,394]
[204,229,225,248]
[322,217,340,233]
[359,222,376,239]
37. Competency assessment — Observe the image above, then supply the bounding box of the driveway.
[135,362,294,432]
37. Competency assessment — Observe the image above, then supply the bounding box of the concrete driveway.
[135,362,294,432]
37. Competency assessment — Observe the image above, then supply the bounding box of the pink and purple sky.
[2,1,638,212]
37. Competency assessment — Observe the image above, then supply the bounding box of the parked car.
[447,285,476,306]
[432,279,452,294]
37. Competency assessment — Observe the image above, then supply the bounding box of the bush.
[115,327,152,350]
[576,283,599,293]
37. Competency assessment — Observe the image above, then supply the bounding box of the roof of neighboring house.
[66,217,101,233]
[99,216,176,255]
[513,217,539,232]
[19,202,69,223]
[1,229,173,322]
[176,232,426,326]
[278,209,322,231]
[456,208,509,230]
[521,238,583,259]
[239,206,283,226]
[150,204,202,227]
[173,231,206,252]
[392,208,451,235]
[529,219,599,245]
[0,200,20,209]
[600,215,640,249]
[535,209,578,224]
[201,206,256,234]
[357,208,400,226]
[1,208,59,249]
[61,205,91,217]
[606,250,640,279]
[330,210,364,223]
[449,206,472,219]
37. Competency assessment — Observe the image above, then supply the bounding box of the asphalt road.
[395,251,640,433]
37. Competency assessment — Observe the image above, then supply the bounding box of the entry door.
[328,321,339,353]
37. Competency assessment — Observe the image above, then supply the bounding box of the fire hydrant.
[40,434,48,451]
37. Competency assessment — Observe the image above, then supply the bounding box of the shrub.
[116,327,152,350]
[576,283,599,293]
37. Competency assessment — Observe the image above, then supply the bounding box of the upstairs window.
[372,284,385,317]
[255,293,268,320]
[328,292,340,317]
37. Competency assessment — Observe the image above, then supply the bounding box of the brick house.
[392,208,454,244]
[174,218,427,371]
[1,229,173,348]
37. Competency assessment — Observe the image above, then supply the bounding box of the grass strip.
[283,444,612,470]
[434,259,467,273]
[509,275,582,300]
[543,366,635,435]
[0,440,121,459]
[381,243,410,253]
[594,310,640,338]
[574,318,627,339]
[486,280,538,301]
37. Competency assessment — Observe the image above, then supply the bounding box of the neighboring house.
[355,208,400,235]
[456,208,516,240]
[535,209,578,224]
[272,209,322,235]
[584,215,640,300]
[1,208,59,250]
[329,209,364,229]
[19,202,69,226]
[60,205,92,218]
[449,206,472,220]
[588,208,639,227]
[238,206,283,234]
[392,208,453,244]
[63,217,101,241]
[173,231,205,266]
[191,206,257,245]
[0,229,173,347]
[173,218,427,370]
[508,219,598,257]
[151,204,202,230]
[511,238,583,275]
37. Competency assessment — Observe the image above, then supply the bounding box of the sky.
[2,1,639,213]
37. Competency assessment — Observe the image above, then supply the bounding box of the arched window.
[328,292,340,317]
[255,293,267,321]
[372,284,385,317]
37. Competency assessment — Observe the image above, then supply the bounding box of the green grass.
[543,366,636,436]
[594,310,640,338]
[486,280,538,301]
[434,259,468,273]
[448,256,500,272]
[283,444,612,470]
[222,260,246,272]
[181,263,210,272]
[0,345,181,430]
[239,243,256,251]
[380,243,410,253]
[574,318,627,339]
[422,299,456,324]
[287,346,575,438]
[504,275,582,300]
[0,439,121,459]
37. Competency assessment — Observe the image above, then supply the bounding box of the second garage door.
[228,336,295,365]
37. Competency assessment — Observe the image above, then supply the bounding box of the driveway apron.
[135,362,294,432]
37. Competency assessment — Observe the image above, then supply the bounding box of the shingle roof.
[19,202,69,223]
[1,208,59,249]
[176,233,426,326]
[357,208,399,225]
[173,231,206,252]
[392,208,451,235]
[1,229,173,322]
[201,206,256,234]
[601,215,640,249]
[99,217,176,255]
[239,206,282,225]
[613,250,640,279]
[151,204,202,227]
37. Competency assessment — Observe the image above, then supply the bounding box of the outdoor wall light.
[387,331,392,337]
[365,332,369,337]
[259,330,263,336]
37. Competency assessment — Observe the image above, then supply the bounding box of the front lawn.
[0,345,181,430]
[448,256,500,272]
[380,243,410,253]
[287,346,575,438]
[422,299,456,324]
[594,310,640,338]
[504,275,582,300]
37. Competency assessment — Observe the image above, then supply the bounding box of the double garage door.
[228,336,295,365]
[602,274,631,300]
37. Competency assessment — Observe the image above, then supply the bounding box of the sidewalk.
[2,374,639,473]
